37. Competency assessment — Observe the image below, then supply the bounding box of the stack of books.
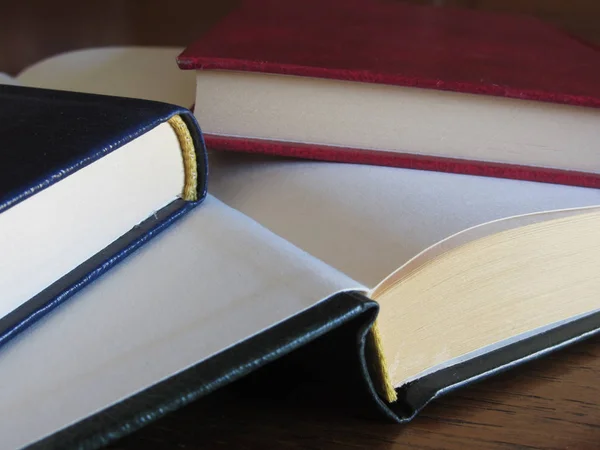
[1,0,599,448]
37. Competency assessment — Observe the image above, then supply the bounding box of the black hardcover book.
[2,52,600,449]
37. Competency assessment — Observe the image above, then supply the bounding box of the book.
[177,0,600,188]
[0,84,207,347]
[2,47,600,449]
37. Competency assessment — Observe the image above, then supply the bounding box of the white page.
[0,196,360,449]
[0,73,19,85]
[209,153,600,286]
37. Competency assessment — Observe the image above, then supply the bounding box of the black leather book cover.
[26,292,381,449]
[0,84,208,347]
[24,289,600,449]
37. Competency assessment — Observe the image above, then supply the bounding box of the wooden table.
[111,341,600,449]
[2,1,599,448]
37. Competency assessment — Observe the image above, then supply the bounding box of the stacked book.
[1,0,599,448]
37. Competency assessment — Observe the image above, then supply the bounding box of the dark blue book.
[0,84,207,346]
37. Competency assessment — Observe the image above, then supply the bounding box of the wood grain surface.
[103,335,600,450]
[1,1,599,448]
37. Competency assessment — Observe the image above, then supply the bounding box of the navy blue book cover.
[0,84,208,347]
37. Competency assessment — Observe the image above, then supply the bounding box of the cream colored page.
[209,153,600,287]
[0,196,361,450]
[372,205,600,296]
[376,210,600,385]
[195,71,600,174]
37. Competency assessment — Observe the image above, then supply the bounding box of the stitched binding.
[168,115,198,201]
[367,320,398,402]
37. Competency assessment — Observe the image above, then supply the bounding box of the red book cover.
[178,0,600,188]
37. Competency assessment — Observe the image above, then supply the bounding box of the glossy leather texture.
[0,84,208,213]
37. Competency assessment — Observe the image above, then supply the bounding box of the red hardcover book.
[178,0,600,187]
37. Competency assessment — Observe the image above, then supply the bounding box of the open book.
[1,48,599,449]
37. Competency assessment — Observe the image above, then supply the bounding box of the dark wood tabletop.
[2,1,599,448]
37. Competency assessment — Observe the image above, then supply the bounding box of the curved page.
[209,153,600,287]
[371,205,600,296]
